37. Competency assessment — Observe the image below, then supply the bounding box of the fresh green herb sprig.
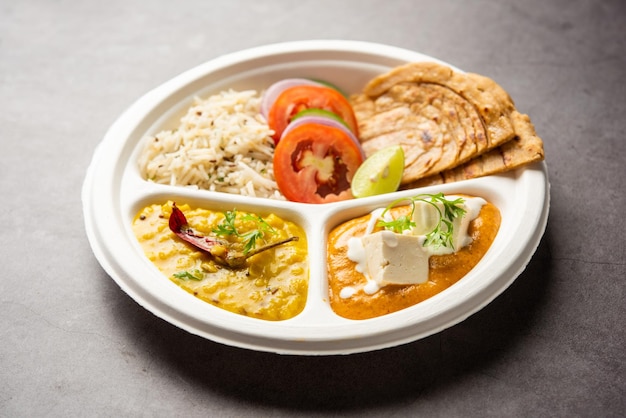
[212,210,276,255]
[377,214,415,233]
[173,269,204,281]
[377,193,467,249]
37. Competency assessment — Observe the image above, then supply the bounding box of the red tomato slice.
[273,123,365,203]
[268,85,359,144]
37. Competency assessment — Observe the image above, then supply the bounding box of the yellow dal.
[132,202,308,321]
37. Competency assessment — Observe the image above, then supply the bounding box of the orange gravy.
[327,201,501,320]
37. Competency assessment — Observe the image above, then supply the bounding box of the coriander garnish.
[173,269,204,281]
[377,193,467,249]
[212,210,276,255]
[377,214,416,234]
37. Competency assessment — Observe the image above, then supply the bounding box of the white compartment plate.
[82,40,549,355]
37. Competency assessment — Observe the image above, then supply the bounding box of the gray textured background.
[2,0,625,416]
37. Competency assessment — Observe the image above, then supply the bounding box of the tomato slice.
[268,85,359,143]
[273,123,365,203]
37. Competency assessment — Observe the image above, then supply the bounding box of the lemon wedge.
[351,145,405,198]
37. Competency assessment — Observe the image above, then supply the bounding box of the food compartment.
[125,56,398,203]
[321,177,517,321]
[121,188,329,322]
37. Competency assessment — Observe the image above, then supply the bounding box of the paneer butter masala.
[327,194,501,320]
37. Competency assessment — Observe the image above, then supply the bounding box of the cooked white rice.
[137,89,283,199]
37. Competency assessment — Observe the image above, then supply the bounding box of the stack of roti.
[350,62,544,188]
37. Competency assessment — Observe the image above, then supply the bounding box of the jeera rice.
[138,89,283,199]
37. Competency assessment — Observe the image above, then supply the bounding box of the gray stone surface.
[1,0,624,416]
